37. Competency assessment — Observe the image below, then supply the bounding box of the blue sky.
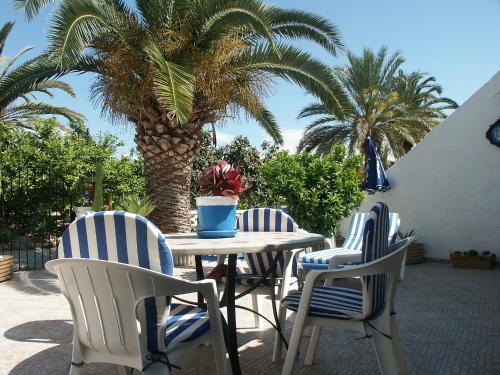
[1,0,499,154]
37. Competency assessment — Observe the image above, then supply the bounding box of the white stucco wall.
[339,71,500,259]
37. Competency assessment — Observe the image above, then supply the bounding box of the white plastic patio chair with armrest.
[53,211,227,374]
[281,203,413,375]
[45,258,227,375]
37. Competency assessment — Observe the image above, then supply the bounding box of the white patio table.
[166,231,325,375]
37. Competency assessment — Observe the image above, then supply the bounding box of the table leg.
[194,255,205,307]
[225,253,241,375]
[272,250,294,362]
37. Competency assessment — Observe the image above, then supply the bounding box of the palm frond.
[267,7,343,55]
[13,0,56,21]
[237,43,349,118]
[47,0,135,68]
[0,22,14,55]
[147,43,194,124]
[197,0,277,52]
[235,94,282,143]
[297,102,329,119]
[1,102,85,127]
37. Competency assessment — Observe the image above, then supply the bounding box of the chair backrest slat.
[58,211,174,354]
[237,208,299,277]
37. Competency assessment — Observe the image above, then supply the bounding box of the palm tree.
[298,47,458,164]
[0,22,84,130]
[16,0,348,233]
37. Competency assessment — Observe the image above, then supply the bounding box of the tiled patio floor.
[1,262,499,375]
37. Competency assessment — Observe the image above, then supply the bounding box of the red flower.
[198,160,251,199]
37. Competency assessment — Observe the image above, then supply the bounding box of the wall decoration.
[486,119,500,147]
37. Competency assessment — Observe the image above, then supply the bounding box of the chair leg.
[116,365,130,375]
[304,326,322,365]
[68,364,82,375]
[369,327,400,375]
[282,314,307,375]
[142,362,170,375]
[390,316,408,375]
[251,294,262,328]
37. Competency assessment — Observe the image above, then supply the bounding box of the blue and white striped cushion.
[58,211,180,354]
[282,286,363,319]
[165,304,210,352]
[361,202,390,318]
[237,208,299,280]
[301,212,400,269]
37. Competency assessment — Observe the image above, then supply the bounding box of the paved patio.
[1,262,499,375]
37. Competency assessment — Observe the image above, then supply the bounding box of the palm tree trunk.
[134,115,203,265]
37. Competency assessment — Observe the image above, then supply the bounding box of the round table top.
[166,231,325,256]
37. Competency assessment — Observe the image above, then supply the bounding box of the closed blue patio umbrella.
[363,137,390,194]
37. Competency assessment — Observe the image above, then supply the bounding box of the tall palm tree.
[298,47,458,164]
[0,22,84,130]
[16,0,348,233]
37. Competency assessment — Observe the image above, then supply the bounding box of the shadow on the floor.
[4,320,72,344]
[8,343,117,375]
[6,270,60,296]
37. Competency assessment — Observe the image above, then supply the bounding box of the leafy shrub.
[257,145,363,235]
[0,118,145,237]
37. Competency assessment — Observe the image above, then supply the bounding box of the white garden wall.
[339,71,500,259]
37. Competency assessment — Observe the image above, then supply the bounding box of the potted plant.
[450,250,496,269]
[398,229,424,264]
[196,160,250,238]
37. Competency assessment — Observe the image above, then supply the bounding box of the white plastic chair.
[51,211,227,374]
[281,203,413,375]
[46,258,227,374]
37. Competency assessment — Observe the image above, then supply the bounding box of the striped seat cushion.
[165,304,210,352]
[282,286,363,319]
[301,212,399,269]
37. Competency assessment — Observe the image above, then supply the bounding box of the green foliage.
[0,118,144,235]
[92,164,104,211]
[116,195,156,217]
[257,145,363,235]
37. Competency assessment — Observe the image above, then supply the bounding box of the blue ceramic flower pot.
[196,196,238,237]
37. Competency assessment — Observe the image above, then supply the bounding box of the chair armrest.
[304,237,414,286]
[328,251,362,269]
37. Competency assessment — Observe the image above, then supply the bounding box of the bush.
[257,145,363,235]
[0,118,144,237]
